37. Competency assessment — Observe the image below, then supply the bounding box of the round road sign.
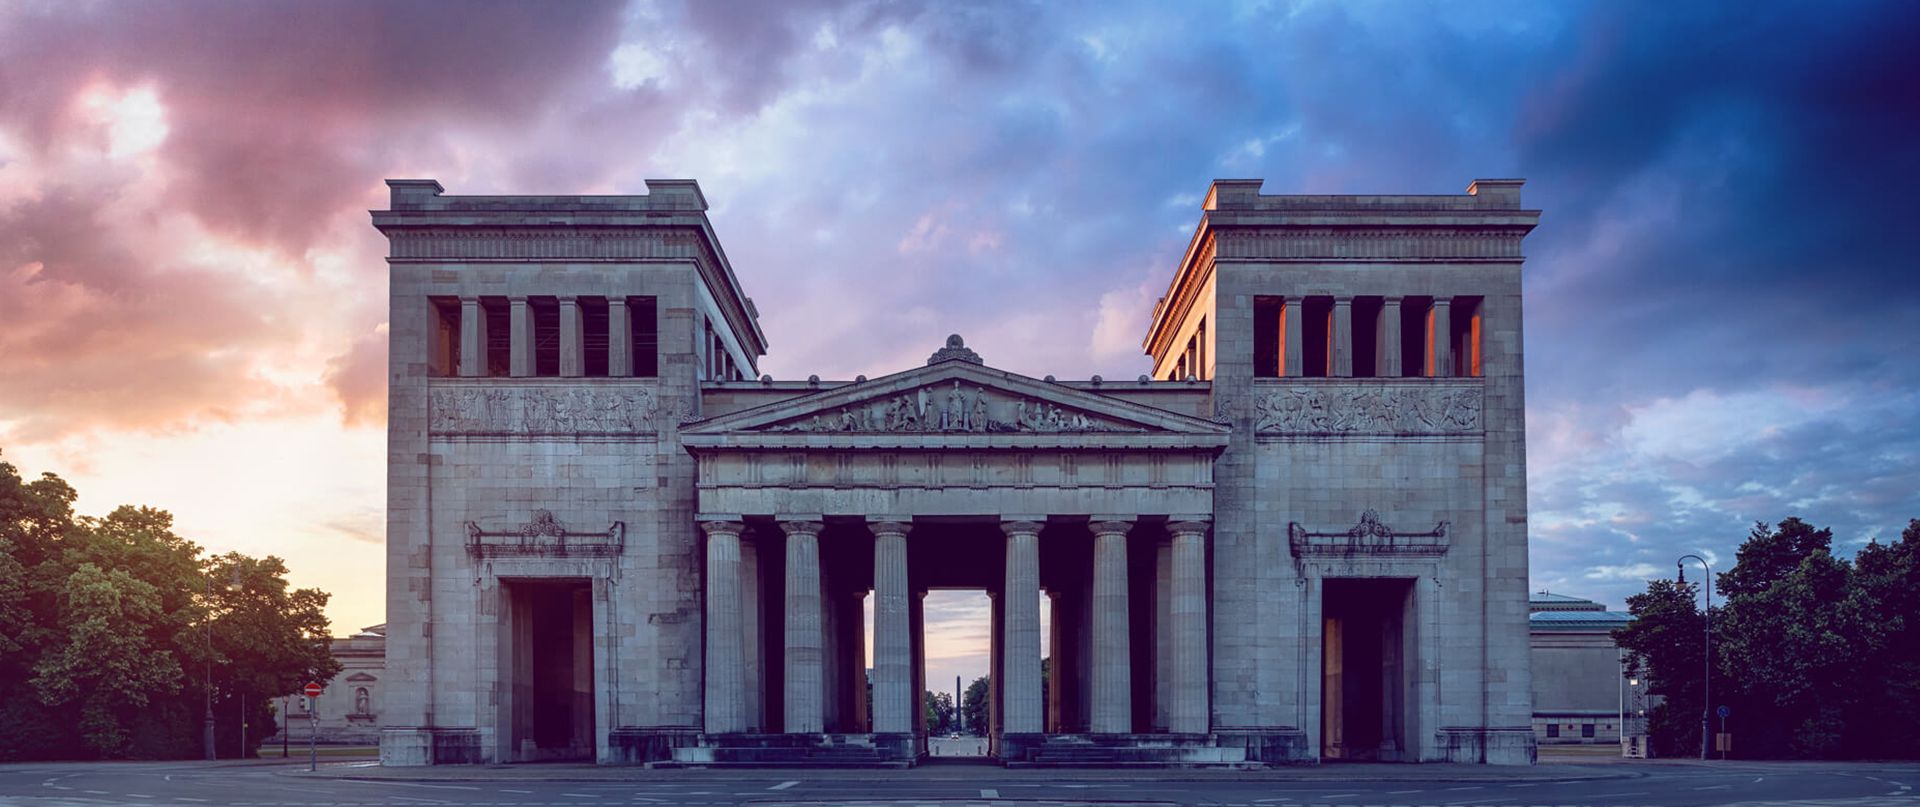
[303,682,324,698]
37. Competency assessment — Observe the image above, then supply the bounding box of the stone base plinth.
[380,727,484,766]
[608,727,701,764]
[1213,728,1312,764]
[1438,727,1538,765]
[1000,733,1251,768]
[657,733,914,768]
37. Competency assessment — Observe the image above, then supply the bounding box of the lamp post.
[203,571,215,761]
[1677,554,1712,761]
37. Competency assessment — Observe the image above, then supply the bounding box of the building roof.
[1530,591,1607,612]
[1529,609,1634,632]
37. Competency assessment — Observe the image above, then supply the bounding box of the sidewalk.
[283,760,1640,784]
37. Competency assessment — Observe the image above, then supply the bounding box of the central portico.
[680,338,1229,763]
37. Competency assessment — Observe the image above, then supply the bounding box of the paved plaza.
[1,758,1914,807]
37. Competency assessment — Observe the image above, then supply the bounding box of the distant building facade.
[374,177,1541,766]
[1527,593,1632,745]
[266,624,386,746]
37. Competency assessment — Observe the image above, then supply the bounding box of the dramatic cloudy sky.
[2,1,1916,688]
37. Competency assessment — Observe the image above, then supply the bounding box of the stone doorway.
[1321,578,1416,762]
[499,578,595,762]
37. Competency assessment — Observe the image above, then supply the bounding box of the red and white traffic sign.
[303,682,323,698]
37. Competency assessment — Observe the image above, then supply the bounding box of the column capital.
[698,519,745,539]
[509,296,529,306]
[1090,518,1134,537]
[1000,519,1044,537]
[1167,520,1211,538]
[870,519,910,539]
[779,518,824,538]
[459,295,482,305]
[1333,296,1353,306]
[558,294,579,303]
[1382,295,1404,304]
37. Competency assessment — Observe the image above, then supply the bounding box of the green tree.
[1718,518,1833,599]
[1849,520,1920,756]
[962,675,989,735]
[1717,546,1872,757]
[924,690,954,734]
[31,564,185,757]
[1613,577,1707,758]
[204,552,341,758]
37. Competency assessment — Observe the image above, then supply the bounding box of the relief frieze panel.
[1288,509,1450,556]
[464,509,626,559]
[763,381,1143,434]
[1252,383,1481,436]
[430,384,659,435]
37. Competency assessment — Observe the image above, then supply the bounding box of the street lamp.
[203,571,215,761]
[1677,554,1712,761]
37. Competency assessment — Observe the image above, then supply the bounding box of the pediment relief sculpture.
[1288,508,1450,556]
[1253,385,1481,435]
[464,509,626,558]
[764,381,1143,434]
[431,386,659,435]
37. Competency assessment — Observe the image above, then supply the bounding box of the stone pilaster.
[1090,518,1134,734]
[509,297,533,377]
[739,532,763,732]
[700,520,746,734]
[458,296,486,377]
[1001,520,1043,734]
[1168,520,1210,734]
[608,297,631,377]
[558,296,583,377]
[1283,297,1304,377]
[1153,536,1173,731]
[1429,296,1453,378]
[870,520,913,734]
[781,519,825,734]
[1332,297,1354,377]
[1379,296,1403,378]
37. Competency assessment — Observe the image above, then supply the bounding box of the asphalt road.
[0,758,1914,807]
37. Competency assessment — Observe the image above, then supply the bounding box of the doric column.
[1378,296,1403,378]
[1046,591,1064,732]
[1282,297,1304,377]
[608,297,632,378]
[870,520,913,734]
[1153,537,1173,731]
[558,296,583,378]
[458,297,486,377]
[1332,297,1354,377]
[1429,297,1453,378]
[1001,519,1043,734]
[701,520,746,734]
[739,533,763,731]
[782,519,825,733]
[509,297,533,378]
[1090,519,1133,734]
[1168,520,1210,734]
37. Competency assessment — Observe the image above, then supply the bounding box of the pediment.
[683,358,1228,446]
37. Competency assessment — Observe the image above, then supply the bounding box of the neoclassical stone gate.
[375,176,1540,767]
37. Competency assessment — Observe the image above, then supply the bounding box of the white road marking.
[173,799,208,804]
[1444,785,1482,791]
[1693,784,1731,790]
[769,781,799,791]
[1319,794,1357,799]
[980,788,999,798]
[83,791,109,795]
[1387,789,1423,795]
[562,793,596,798]
[504,789,532,794]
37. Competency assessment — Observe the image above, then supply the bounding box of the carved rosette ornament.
[464,509,627,558]
[1287,508,1450,556]
[1252,384,1482,435]
[765,380,1142,434]
[430,385,659,435]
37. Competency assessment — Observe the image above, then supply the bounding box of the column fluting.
[1001,520,1044,734]
[870,520,913,734]
[701,520,747,734]
[1168,520,1210,734]
[1090,519,1133,734]
[782,519,825,733]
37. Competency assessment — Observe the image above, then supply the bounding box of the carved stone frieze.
[1251,384,1481,435]
[430,385,659,434]
[464,509,626,558]
[1288,509,1450,556]
[763,380,1142,434]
